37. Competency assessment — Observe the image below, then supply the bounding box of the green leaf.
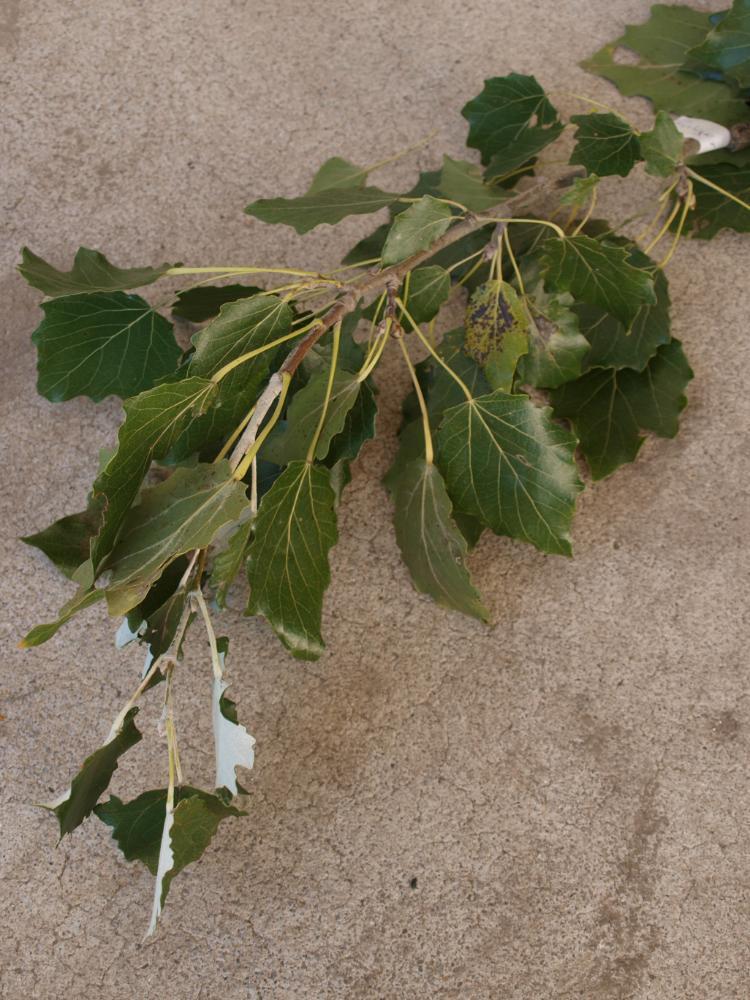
[341,221,391,265]
[46,708,142,838]
[516,284,590,389]
[559,174,600,210]
[392,458,488,622]
[32,292,181,402]
[245,186,397,234]
[168,295,294,461]
[124,559,190,666]
[246,461,338,660]
[20,587,105,648]
[421,327,491,424]
[406,266,451,324]
[640,111,685,177]
[383,415,484,554]
[550,338,693,479]
[139,591,188,665]
[484,327,528,393]
[18,247,171,298]
[209,518,254,608]
[435,391,583,555]
[686,0,750,90]
[87,376,218,577]
[22,505,101,579]
[581,5,748,124]
[188,294,293,380]
[439,156,507,212]
[150,790,243,931]
[172,285,262,322]
[262,369,362,465]
[465,280,529,366]
[569,113,642,177]
[684,164,750,239]
[461,73,564,177]
[306,157,368,193]
[95,786,241,873]
[540,235,656,326]
[577,263,671,372]
[381,195,453,266]
[325,378,378,465]
[105,461,249,616]
[302,310,365,376]
[328,460,352,506]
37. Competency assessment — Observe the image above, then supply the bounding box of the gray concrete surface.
[1,1,749,997]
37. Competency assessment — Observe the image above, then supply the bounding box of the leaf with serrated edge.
[44,708,142,838]
[570,113,641,177]
[517,284,590,389]
[540,235,656,327]
[246,461,338,660]
[245,186,398,234]
[381,196,453,266]
[32,292,181,402]
[578,264,670,372]
[262,369,362,465]
[641,111,685,177]
[685,0,750,90]
[95,786,242,874]
[146,790,243,934]
[436,391,583,555]
[18,247,171,298]
[581,5,748,125]
[393,458,488,621]
[550,338,693,479]
[461,73,564,176]
[212,638,255,795]
[105,461,249,616]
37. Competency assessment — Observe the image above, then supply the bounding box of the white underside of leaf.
[146,804,174,937]
[212,677,255,795]
[115,617,143,649]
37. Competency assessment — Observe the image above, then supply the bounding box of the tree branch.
[230,172,573,471]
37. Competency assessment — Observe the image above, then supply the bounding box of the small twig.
[228,372,285,473]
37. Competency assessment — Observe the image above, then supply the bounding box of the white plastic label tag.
[673,116,732,154]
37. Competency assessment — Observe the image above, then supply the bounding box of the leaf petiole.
[397,335,434,464]
[643,196,682,255]
[210,324,310,384]
[306,321,342,463]
[686,167,750,216]
[657,180,694,269]
[396,297,474,402]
